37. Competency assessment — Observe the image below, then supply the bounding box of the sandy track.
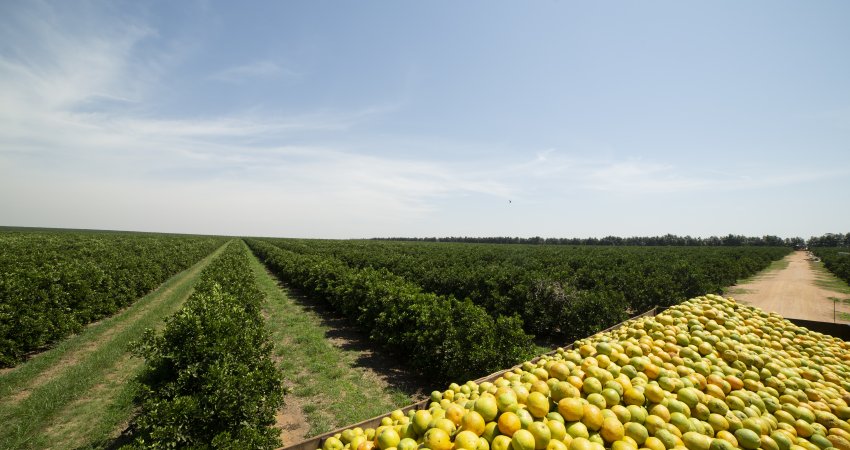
[725,251,850,323]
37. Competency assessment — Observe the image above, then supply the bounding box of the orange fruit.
[377,428,401,450]
[546,420,567,442]
[624,423,648,445]
[477,394,500,422]
[351,435,367,450]
[558,398,584,422]
[600,418,625,443]
[624,388,645,406]
[341,429,357,445]
[482,422,499,442]
[324,437,344,450]
[546,440,568,450]
[601,388,621,407]
[516,408,534,429]
[644,385,665,404]
[493,436,513,450]
[498,412,522,437]
[566,422,589,439]
[425,428,453,450]
[581,404,604,431]
[528,421,552,450]
[435,418,457,436]
[398,439,418,450]
[527,392,550,419]
[611,440,637,450]
[413,410,433,435]
[511,429,536,450]
[455,430,481,450]
[497,389,519,412]
[569,437,593,450]
[549,362,571,381]
[682,432,711,450]
[551,381,579,402]
[490,434,511,450]
[447,403,466,426]
[583,378,603,395]
[649,405,670,423]
[643,437,665,450]
[514,385,531,404]
[531,380,550,397]
[462,411,487,436]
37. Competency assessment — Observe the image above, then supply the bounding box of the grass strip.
[246,243,415,437]
[811,261,850,295]
[725,256,790,290]
[40,353,143,449]
[0,241,230,450]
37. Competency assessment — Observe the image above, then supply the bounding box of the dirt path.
[725,251,850,323]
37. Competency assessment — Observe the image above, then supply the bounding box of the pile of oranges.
[320,295,850,450]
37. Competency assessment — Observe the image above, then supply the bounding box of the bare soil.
[277,388,310,447]
[725,251,850,323]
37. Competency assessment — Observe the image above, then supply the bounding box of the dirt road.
[725,251,850,323]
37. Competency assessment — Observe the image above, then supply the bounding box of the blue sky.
[1,1,848,239]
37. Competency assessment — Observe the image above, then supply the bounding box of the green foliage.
[260,238,790,338]
[130,243,284,449]
[0,230,225,367]
[523,281,627,340]
[247,239,534,383]
[811,247,850,287]
[808,233,850,286]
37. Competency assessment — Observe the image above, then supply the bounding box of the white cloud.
[0,4,523,232]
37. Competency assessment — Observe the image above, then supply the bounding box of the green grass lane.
[246,241,418,440]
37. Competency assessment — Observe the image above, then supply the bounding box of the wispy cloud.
[0,4,157,113]
[209,60,299,83]
[491,152,848,199]
[576,159,849,194]
[0,2,513,228]
[581,161,712,193]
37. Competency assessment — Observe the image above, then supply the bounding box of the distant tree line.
[373,234,805,247]
[807,232,850,248]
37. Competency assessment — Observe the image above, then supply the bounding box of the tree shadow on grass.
[268,277,440,402]
[73,424,135,450]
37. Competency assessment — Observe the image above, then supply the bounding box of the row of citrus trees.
[808,233,850,286]
[246,239,535,383]
[129,241,285,448]
[0,230,226,367]
[258,239,789,341]
[810,248,850,287]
